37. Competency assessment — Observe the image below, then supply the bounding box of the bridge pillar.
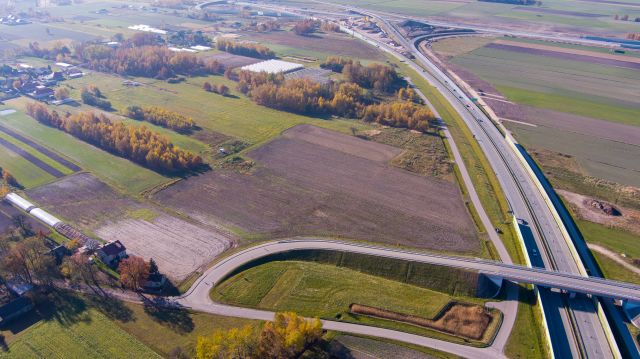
[622,300,640,328]
[476,274,503,298]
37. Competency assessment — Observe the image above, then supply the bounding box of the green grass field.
[592,252,640,285]
[1,305,160,358]
[504,285,549,359]
[505,121,640,187]
[0,131,75,177]
[212,260,497,345]
[212,261,458,318]
[577,220,640,259]
[0,104,169,195]
[0,143,57,189]
[65,72,371,147]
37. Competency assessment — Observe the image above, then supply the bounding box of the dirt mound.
[586,199,621,216]
[350,302,495,340]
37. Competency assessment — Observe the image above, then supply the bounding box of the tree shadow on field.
[37,290,91,326]
[142,296,194,334]
[86,294,135,323]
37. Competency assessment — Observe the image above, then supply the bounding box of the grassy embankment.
[576,220,640,285]
[212,255,500,347]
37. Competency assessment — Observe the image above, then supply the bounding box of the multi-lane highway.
[199,1,639,356]
[364,13,619,358]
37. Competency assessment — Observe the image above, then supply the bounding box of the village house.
[97,240,127,267]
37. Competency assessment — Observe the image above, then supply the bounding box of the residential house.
[97,240,127,266]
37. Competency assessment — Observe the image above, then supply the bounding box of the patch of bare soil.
[246,31,386,60]
[350,303,495,340]
[154,125,478,253]
[558,189,640,236]
[200,52,261,68]
[27,173,235,280]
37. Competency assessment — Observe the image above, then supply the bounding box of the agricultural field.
[154,125,478,252]
[285,0,640,36]
[0,104,169,194]
[0,293,160,358]
[62,71,371,147]
[239,30,388,63]
[26,173,235,281]
[432,35,640,287]
[431,36,640,189]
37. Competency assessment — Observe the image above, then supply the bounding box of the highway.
[372,14,626,358]
[202,2,639,356]
[178,239,640,358]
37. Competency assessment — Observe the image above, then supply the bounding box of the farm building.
[4,193,35,212]
[97,240,127,266]
[29,208,62,227]
[241,59,304,74]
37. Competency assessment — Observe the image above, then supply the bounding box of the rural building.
[97,240,127,266]
[144,273,167,292]
[4,193,36,212]
[240,59,304,74]
[0,281,33,324]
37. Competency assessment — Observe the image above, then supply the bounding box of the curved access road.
[177,239,512,359]
[177,239,640,357]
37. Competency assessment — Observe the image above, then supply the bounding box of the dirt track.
[155,125,478,253]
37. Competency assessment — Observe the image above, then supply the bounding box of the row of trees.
[362,101,437,133]
[628,33,640,40]
[320,57,401,93]
[614,15,640,22]
[203,82,230,96]
[292,19,318,36]
[216,38,275,59]
[25,103,202,173]
[125,106,196,132]
[237,71,435,132]
[81,85,112,110]
[75,44,223,79]
[196,312,323,359]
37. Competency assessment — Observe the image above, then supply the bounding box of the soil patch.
[200,52,261,68]
[154,125,478,252]
[558,189,640,236]
[247,31,386,60]
[485,42,640,70]
[27,173,235,280]
[0,137,65,178]
[0,125,81,172]
[350,302,496,340]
